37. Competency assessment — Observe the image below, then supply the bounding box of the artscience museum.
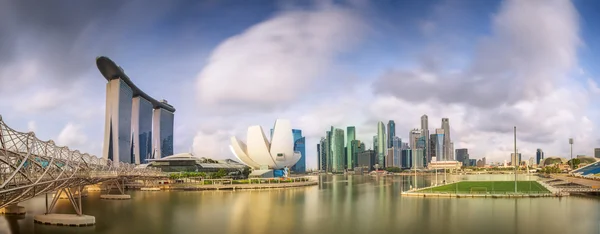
[229,119,301,176]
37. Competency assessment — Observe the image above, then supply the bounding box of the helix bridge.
[0,115,165,210]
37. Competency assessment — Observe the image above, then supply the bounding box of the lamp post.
[569,138,574,170]
[514,126,517,193]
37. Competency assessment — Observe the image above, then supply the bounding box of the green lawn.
[418,181,550,194]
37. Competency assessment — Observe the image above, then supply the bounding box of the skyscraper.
[331,128,345,172]
[318,138,328,171]
[511,153,522,166]
[351,140,364,169]
[535,149,544,166]
[595,148,600,159]
[435,128,445,161]
[326,130,332,172]
[387,120,395,148]
[421,115,430,163]
[131,97,154,164]
[377,122,386,167]
[291,129,305,172]
[441,118,451,162]
[152,104,175,158]
[416,136,427,167]
[103,78,133,164]
[392,137,402,167]
[455,148,469,166]
[429,134,437,161]
[98,56,176,165]
[409,129,421,150]
[346,126,356,170]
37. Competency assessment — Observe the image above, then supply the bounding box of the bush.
[385,167,401,173]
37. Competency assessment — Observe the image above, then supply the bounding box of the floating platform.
[100,194,131,200]
[34,214,95,226]
[0,205,26,215]
[141,187,160,191]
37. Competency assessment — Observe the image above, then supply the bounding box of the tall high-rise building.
[326,130,332,172]
[401,149,412,169]
[152,105,175,158]
[449,142,454,161]
[413,148,424,169]
[331,128,345,172]
[346,126,356,170]
[429,134,437,161]
[98,57,176,165]
[103,78,134,164]
[435,128,445,161]
[536,149,544,165]
[455,148,469,166]
[291,129,305,172]
[421,115,430,163]
[441,118,451,162]
[377,122,387,167]
[319,138,328,171]
[392,137,402,167]
[416,136,427,167]
[373,136,377,152]
[387,120,396,148]
[511,153,522,167]
[357,150,376,171]
[409,129,421,150]
[595,148,600,159]
[351,140,364,169]
[131,97,154,164]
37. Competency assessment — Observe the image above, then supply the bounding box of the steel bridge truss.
[0,115,164,208]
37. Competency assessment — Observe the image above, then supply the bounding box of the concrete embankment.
[142,181,318,191]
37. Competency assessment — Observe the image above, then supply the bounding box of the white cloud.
[192,130,232,159]
[195,6,364,112]
[56,123,88,150]
[27,121,36,132]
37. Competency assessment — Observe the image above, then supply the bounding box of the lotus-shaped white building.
[229,119,301,170]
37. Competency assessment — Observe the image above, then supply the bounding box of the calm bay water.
[1,175,599,234]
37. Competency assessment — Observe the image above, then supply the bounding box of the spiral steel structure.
[0,115,164,208]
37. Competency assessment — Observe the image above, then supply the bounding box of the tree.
[212,169,227,179]
[242,167,251,178]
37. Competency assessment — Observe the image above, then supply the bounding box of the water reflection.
[0,175,598,234]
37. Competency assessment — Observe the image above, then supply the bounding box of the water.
[1,175,599,234]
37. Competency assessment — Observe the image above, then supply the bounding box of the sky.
[1,0,600,169]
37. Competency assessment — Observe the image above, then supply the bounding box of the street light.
[514,126,517,193]
[569,138,574,170]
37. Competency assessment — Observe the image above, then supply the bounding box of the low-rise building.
[144,153,248,174]
[428,160,462,170]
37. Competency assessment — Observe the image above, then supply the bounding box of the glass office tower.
[103,79,133,164]
[131,97,154,164]
[292,129,306,173]
[153,108,174,158]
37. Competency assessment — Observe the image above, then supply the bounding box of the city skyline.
[1,0,600,170]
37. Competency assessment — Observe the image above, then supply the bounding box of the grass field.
[417,181,550,194]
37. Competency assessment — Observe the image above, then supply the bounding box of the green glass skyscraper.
[346,126,356,170]
[377,121,386,167]
[331,128,345,173]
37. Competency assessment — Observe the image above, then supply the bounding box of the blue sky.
[1,0,599,168]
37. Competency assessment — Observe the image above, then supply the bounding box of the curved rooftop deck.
[96,56,176,112]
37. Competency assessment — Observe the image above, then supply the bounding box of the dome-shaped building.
[540,157,567,167]
[229,119,301,170]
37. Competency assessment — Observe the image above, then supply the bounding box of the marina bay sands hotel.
[96,56,175,165]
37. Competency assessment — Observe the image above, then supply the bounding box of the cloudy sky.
[1,0,599,169]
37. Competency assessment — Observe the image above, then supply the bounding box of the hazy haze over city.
[1,0,600,169]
